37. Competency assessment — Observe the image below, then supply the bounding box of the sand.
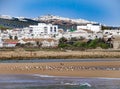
[0,61,120,78]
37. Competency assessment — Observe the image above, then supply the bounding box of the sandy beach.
[0,61,120,78]
[0,51,120,78]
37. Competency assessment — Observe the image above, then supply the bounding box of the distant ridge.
[0,14,97,30]
[34,14,96,24]
[0,15,39,28]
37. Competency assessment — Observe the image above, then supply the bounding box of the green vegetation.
[69,28,76,32]
[14,36,18,40]
[0,25,9,30]
[58,37,110,50]
[9,35,13,39]
[101,25,120,30]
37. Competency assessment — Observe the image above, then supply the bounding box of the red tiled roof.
[3,39,19,44]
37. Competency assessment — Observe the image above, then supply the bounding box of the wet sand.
[0,61,120,78]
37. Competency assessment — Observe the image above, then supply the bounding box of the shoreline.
[0,51,120,59]
[0,62,120,78]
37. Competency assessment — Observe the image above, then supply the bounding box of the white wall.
[0,37,3,47]
[104,30,120,36]
[29,23,58,38]
[77,23,101,32]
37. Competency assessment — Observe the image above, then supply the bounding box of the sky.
[0,0,120,26]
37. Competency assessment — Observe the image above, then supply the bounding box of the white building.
[22,38,58,47]
[104,29,120,36]
[29,23,59,38]
[77,23,101,32]
[0,37,3,47]
[6,23,59,40]
[61,28,103,40]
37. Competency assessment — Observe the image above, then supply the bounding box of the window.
[54,27,57,32]
[54,27,56,30]
[44,27,48,33]
[44,27,48,30]
[50,27,52,32]
[50,29,52,32]
[54,29,56,32]
[30,30,33,32]
[50,27,52,30]
[31,34,34,36]
[105,32,108,34]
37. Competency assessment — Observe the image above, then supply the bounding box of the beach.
[0,50,120,78]
[0,61,120,78]
[0,56,120,89]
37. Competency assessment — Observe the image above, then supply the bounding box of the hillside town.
[0,15,120,49]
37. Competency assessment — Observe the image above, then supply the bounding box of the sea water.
[0,74,120,89]
[0,58,120,63]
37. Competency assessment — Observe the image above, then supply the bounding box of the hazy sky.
[0,0,120,26]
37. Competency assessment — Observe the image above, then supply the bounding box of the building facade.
[29,23,58,38]
[77,23,101,32]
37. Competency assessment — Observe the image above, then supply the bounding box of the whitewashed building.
[0,37,3,47]
[29,23,59,38]
[22,38,58,47]
[103,29,120,36]
[77,23,101,32]
[112,36,120,49]
[60,28,103,40]
[5,23,59,40]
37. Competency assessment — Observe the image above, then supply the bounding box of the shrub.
[58,43,68,48]
[99,42,109,49]
[73,41,86,48]
[87,39,99,48]
[59,37,67,44]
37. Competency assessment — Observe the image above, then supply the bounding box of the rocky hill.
[0,16,39,28]
[0,14,96,30]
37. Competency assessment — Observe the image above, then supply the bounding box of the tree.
[88,39,99,48]
[59,37,67,44]
[58,37,68,48]
[36,41,42,47]
[9,35,13,39]
[0,26,8,30]
[70,37,78,42]
[99,42,109,49]
[14,36,18,40]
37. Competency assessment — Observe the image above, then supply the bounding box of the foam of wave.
[33,74,120,80]
[80,82,92,87]
[91,77,120,80]
[63,82,78,85]
[33,74,56,78]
